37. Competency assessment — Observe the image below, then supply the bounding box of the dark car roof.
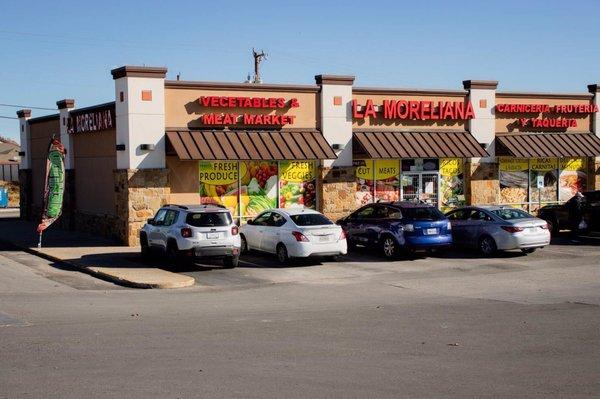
[377,201,436,208]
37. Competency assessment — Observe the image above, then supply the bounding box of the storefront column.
[16,109,32,220]
[315,74,356,221]
[463,80,499,205]
[56,99,76,230]
[588,84,600,190]
[111,66,170,245]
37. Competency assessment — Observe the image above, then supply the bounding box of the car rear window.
[291,214,333,226]
[490,208,533,220]
[401,207,445,221]
[186,212,232,227]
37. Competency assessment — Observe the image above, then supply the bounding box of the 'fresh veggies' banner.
[279,161,316,209]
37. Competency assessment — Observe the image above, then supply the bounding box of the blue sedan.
[336,201,452,259]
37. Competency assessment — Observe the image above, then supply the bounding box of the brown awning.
[166,130,337,160]
[353,131,488,158]
[496,133,600,158]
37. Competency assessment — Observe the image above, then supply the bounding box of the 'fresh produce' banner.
[198,161,243,216]
[279,161,316,209]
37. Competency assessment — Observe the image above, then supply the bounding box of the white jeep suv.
[140,204,241,268]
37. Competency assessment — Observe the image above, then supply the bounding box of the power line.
[0,103,56,111]
[0,116,18,120]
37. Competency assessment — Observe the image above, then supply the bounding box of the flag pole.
[37,231,43,248]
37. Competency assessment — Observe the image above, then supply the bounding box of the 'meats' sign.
[352,99,475,121]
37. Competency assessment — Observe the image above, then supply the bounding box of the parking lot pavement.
[158,234,600,301]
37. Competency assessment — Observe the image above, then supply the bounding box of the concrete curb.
[1,240,195,289]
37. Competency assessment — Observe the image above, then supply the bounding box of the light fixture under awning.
[166,130,337,160]
[353,131,488,158]
[496,133,600,158]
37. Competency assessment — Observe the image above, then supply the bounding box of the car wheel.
[240,234,249,254]
[478,235,497,256]
[521,248,536,254]
[166,241,180,263]
[347,240,357,251]
[140,234,150,259]
[325,255,340,262]
[276,244,289,265]
[381,235,399,259]
[223,256,239,268]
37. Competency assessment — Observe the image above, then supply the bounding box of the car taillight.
[181,227,192,238]
[231,226,239,235]
[292,231,309,242]
[500,226,524,233]
[339,230,346,240]
[541,223,549,230]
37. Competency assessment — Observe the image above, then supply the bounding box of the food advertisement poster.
[530,158,558,203]
[559,158,587,200]
[375,160,399,202]
[499,158,529,205]
[279,161,317,209]
[440,158,464,211]
[241,161,278,218]
[355,159,374,206]
[198,161,243,216]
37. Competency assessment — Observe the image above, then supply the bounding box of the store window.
[499,158,529,209]
[355,159,375,207]
[198,160,317,224]
[499,157,588,212]
[440,158,465,212]
[559,158,587,201]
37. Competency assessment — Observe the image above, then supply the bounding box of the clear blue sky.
[1,0,599,142]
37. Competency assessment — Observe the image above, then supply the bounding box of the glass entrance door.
[401,172,439,205]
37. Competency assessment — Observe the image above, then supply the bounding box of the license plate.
[207,233,219,239]
[425,228,437,235]
[318,235,330,242]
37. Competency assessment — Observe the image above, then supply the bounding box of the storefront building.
[17,66,600,245]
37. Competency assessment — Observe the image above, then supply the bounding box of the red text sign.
[352,99,475,120]
[198,96,300,126]
[496,103,598,128]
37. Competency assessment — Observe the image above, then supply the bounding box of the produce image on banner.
[440,158,464,211]
[499,158,529,205]
[241,161,278,218]
[355,159,374,206]
[198,161,242,217]
[559,158,587,201]
[374,160,399,202]
[279,161,317,209]
[530,158,558,203]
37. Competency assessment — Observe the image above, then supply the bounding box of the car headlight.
[403,224,414,232]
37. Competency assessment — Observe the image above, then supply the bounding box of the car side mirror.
[246,219,254,225]
[147,218,154,225]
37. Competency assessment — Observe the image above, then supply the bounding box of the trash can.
[0,187,8,208]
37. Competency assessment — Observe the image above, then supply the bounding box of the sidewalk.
[0,217,195,289]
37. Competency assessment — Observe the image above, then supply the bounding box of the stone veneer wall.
[319,166,356,222]
[466,161,499,205]
[114,169,170,246]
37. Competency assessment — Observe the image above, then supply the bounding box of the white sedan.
[239,208,347,263]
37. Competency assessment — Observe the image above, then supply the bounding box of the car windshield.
[291,213,333,226]
[401,207,445,221]
[490,208,533,220]
[186,212,231,227]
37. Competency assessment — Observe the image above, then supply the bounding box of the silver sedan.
[445,206,551,256]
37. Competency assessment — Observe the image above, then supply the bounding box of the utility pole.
[252,48,267,83]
